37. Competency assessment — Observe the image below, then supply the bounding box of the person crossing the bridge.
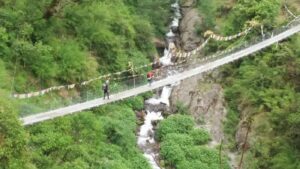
[102,79,110,100]
[147,71,154,86]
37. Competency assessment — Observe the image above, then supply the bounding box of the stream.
[159,1,181,66]
[137,86,172,169]
[137,1,181,168]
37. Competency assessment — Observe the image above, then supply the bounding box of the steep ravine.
[137,1,237,168]
[136,1,181,168]
[169,1,238,167]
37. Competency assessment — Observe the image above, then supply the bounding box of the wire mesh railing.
[186,18,300,69]
[18,67,151,117]
[19,19,300,117]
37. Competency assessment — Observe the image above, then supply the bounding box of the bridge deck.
[22,24,300,126]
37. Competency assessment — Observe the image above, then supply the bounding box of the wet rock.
[171,26,179,33]
[145,87,172,112]
[145,100,168,112]
[170,71,227,144]
[148,130,154,138]
[136,110,146,120]
[151,120,159,128]
[179,0,203,51]
[153,38,166,49]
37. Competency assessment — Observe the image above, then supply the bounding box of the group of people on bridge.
[102,57,162,100]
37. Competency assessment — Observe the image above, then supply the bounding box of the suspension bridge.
[21,21,300,126]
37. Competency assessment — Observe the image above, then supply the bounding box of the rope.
[205,27,252,41]
[176,25,254,61]
[284,2,297,19]
[12,24,256,99]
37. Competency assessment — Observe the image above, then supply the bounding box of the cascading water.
[159,0,181,66]
[138,86,172,169]
[137,1,181,168]
[137,110,163,169]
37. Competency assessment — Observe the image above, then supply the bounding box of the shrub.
[156,114,194,141]
[190,128,211,145]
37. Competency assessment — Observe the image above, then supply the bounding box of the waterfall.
[137,87,172,169]
[137,1,181,168]
[137,109,163,169]
[159,1,181,66]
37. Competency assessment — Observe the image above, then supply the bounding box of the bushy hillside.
[156,114,231,169]
[0,0,173,168]
[0,0,174,94]
[0,0,299,168]
[218,0,300,168]
[26,97,150,169]
[223,35,300,169]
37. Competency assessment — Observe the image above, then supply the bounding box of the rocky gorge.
[137,0,233,168]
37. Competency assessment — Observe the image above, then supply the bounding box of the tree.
[43,0,62,19]
[223,35,300,168]
[227,0,281,32]
[196,0,217,30]
[0,92,32,168]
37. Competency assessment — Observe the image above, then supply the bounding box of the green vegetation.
[124,0,174,37]
[0,0,177,117]
[1,95,152,169]
[1,0,299,168]
[226,0,281,32]
[218,0,300,168]
[156,114,194,141]
[223,35,300,169]
[0,0,175,168]
[0,0,175,94]
[26,97,150,169]
[195,0,217,30]
[156,114,230,169]
[0,92,33,169]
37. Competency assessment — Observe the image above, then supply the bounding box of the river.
[137,1,181,168]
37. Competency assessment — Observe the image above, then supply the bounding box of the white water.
[159,1,181,66]
[171,18,179,27]
[146,86,173,106]
[138,1,181,168]
[159,49,173,66]
[166,30,176,38]
[138,111,163,169]
[138,87,172,169]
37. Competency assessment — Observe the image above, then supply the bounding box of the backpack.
[102,83,108,91]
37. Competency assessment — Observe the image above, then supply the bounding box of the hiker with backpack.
[147,71,154,86]
[102,79,109,100]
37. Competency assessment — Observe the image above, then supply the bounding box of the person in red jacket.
[147,71,154,86]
